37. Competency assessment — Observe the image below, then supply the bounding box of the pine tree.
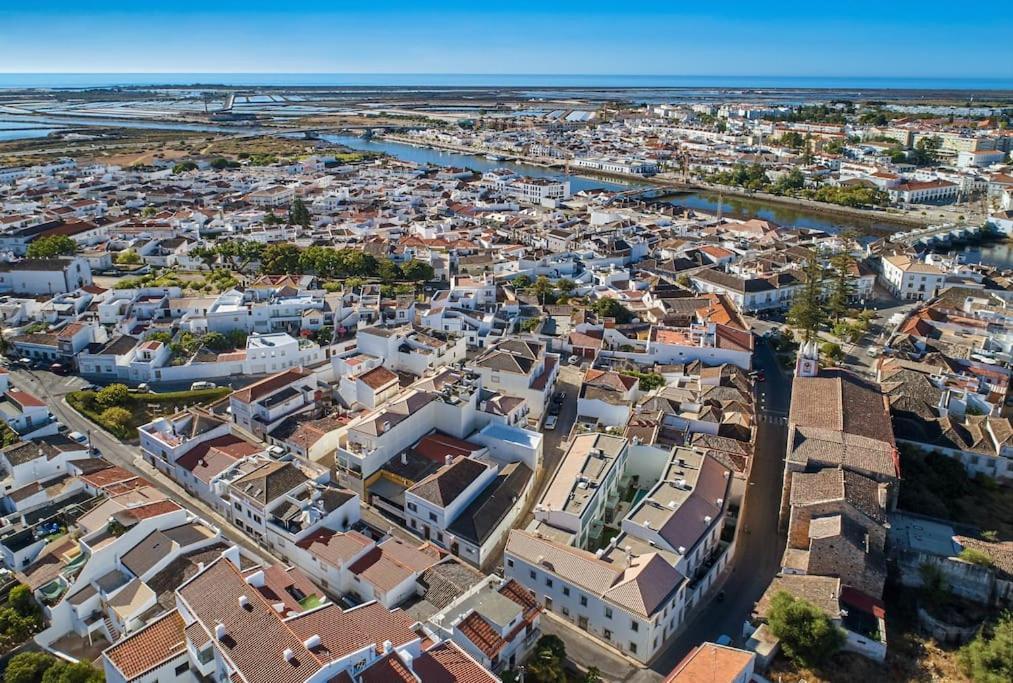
[788,255,827,343]
[827,252,856,322]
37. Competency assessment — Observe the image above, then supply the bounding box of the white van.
[190,381,217,390]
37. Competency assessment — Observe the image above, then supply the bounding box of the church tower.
[795,339,820,378]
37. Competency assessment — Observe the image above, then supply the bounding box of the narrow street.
[8,368,275,565]
[648,339,791,674]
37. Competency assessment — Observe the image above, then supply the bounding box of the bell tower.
[795,340,819,378]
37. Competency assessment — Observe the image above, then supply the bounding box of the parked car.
[68,431,88,444]
[50,362,69,375]
[553,391,566,404]
[190,381,216,390]
[548,403,561,416]
[567,355,580,366]
[544,415,558,430]
[267,445,287,457]
[131,383,151,393]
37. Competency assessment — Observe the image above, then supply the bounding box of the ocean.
[1,73,1012,91]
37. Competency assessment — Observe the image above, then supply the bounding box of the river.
[322,134,913,235]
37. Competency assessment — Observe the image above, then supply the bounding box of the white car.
[68,431,87,444]
[190,381,217,390]
[544,415,558,430]
[867,346,880,357]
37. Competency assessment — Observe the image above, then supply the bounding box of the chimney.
[245,569,266,588]
[383,640,393,655]
[445,454,453,467]
[238,595,250,609]
[283,648,295,663]
[303,634,321,650]
[215,623,226,640]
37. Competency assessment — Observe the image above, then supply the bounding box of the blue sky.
[2,1,1011,77]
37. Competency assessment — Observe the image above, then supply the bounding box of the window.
[407,502,417,512]
[562,586,570,597]
[629,643,638,654]
[174,663,190,676]
[507,559,514,568]
[428,512,437,522]
[604,607,612,619]
[545,578,553,588]
[579,596,587,607]
[603,629,611,641]
[631,620,639,632]
[529,570,536,580]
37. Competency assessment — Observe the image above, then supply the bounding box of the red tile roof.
[103,610,186,681]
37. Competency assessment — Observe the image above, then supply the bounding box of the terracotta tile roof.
[360,652,415,682]
[285,601,420,659]
[412,641,498,683]
[408,456,490,507]
[348,538,442,592]
[358,365,399,390]
[103,610,186,681]
[295,528,374,569]
[178,559,321,683]
[231,368,310,405]
[664,642,754,683]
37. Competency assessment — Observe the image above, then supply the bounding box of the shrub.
[99,407,132,430]
[960,548,993,567]
[95,384,130,408]
[766,591,844,667]
[959,611,1013,683]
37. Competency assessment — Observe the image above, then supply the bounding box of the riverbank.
[377,133,931,232]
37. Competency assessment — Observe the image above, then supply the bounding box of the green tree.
[959,611,1013,683]
[172,161,197,174]
[27,235,76,259]
[377,259,402,281]
[288,198,311,228]
[766,591,844,667]
[583,667,602,683]
[140,206,158,218]
[787,256,827,343]
[820,342,843,363]
[41,660,104,683]
[527,635,567,683]
[260,244,302,274]
[827,252,856,322]
[401,259,434,282]
[512,274,532,289]
[590,297,633,324]
[556,278,576,296]
[100,407,133,430]
[7,585,38,617]
[116,250,141,265]
[529,276,555,305]
[4,652,56,683]
[95,384,130,408]
[911,135,942,166]
[201,332,229,351]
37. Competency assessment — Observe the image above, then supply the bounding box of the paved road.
[648,339,791,674]
[517,364,581,529]
[8,367,275,565]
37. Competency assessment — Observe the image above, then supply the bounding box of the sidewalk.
[539,611,650,682]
